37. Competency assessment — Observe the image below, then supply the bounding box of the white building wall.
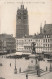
[16,37,43,53]
[23,38,34,52]
[16,34,52,53]
[43,35,51,53]
[16,38,24,52]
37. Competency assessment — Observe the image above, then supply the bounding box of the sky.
[0,0,52,37]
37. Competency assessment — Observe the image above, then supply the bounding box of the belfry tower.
[16,5,29,38]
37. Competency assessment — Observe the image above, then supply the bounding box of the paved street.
[0,56,52,79]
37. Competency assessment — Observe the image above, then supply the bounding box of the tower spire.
[40,23,42,27]
[21,0,23,5]
[21,0,24,9]
[40,23,43,34]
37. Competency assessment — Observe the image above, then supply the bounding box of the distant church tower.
[16,5,29,38]
[40,23,43,34]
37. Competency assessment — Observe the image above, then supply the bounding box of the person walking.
[46,66,47,71]
[10,63,11,67]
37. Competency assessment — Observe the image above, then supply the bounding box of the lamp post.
[37,59,40,77]
[49,56,52,72]
[50,61,52,72]
[47,55,52,72]
[14,58,17,74]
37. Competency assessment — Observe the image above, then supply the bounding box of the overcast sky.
[0,0,52,37]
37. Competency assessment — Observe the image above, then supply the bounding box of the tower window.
[18,16,21,19]
[23,16,26,19]
[48,44,49,47]
[29,40,30,41]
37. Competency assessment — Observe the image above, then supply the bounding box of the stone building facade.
[43,34,52,53]
[40,22,52,53]
[16,23,52,54]
[43,24,52,34]
[33,34,43,53]
[16,34,43,53]
[0,34,16,53]
[16,38,24,52]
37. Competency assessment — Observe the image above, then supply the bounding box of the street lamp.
[47,55,52,72]
[14,58,17,74]
[49,56,52,72]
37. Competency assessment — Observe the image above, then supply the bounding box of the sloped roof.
[43,24,52,34]
[0,34,14,40]
[33,34,43,39]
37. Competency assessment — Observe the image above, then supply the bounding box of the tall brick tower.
[16,5,29,38]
